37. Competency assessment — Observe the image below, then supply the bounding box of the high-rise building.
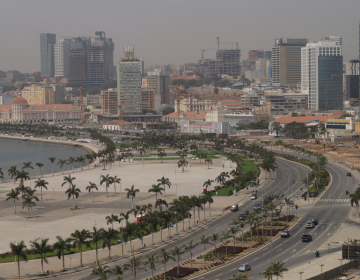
[216,49,241,78]
[54,39,71,77]
[147,70,170,104]
[345,60,359,99]
[265,51,272,60]
[21,84,56,105]
[272,38,307,87]
[69,37,90,83]
[325,35,342,46]
[116,46,142,114]
[101,89,118,114]
[248,50,264,69]
[40,33,56,78]
[301,41,343,111]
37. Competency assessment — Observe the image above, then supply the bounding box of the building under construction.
[185,49,241,78]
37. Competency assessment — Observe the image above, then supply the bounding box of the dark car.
[281,230,290,238]
[311,219,318,225]
[301,234,312,242]
[346,172,352,176]
[253,203,261,210]
[238,210,249,220]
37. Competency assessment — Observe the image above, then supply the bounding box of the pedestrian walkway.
[317,198,350,203]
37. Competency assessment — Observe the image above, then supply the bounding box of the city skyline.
[1,0,360,73]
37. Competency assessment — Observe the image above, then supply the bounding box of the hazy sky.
[1,0,360,73]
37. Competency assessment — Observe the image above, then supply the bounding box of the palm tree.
[260,260,288,280]
[106,214,119,230]
[112,265,128,280]
[169,198,182,234]
[125,185,140,209]
[10,241,27,279]
[30,238,52,275]
[143,253,159,278]
[203,179,214,191]
[23,193,39,217]
[350,190,360,218]
[62,174,75,188]
[157,249,175,280]
[34,178,48,201]
[65,184,81,208]
[58,159,67,174]
[6,189,20,214]
[229,226,239,252]
[68,157,76,171]
[15,170,30,186]
[112,175,121,194]
[69,229,91,267]
[184,240,197,269]
[89,226,104,262]
[86,182,98,203]
[177,158,188,172]
[221,230,230,257]
[22,161,33,178]
[134,220,149,248]
[101,227,118,259]
[8,165,18,181]
[91,261,112,280]
[100,174,113,197]
[209,233,221,257]
[16,183,30,206]
[148,183,164,205]
[239,221,245,247]
[125,255,146,280]
[200,234,210,267]
[157,176,171,197]
[284,197,294,221]
[122,221,136,253]
[155,198,168,210]
[0,167,3,180]
[171,246,185,275]
[145,210,159,245]
[35,162,44,177]
[49,157,56,176]
[205,159,212,169]
[85,154,93,169]
[53,235,72,271]
[246,213,257,246]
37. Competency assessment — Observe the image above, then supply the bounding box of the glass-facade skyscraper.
[301,41,343,111]
[40,33,56,78]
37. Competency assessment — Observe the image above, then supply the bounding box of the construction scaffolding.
[216,49,241,78]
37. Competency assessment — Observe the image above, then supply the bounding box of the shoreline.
[0,134,100,155]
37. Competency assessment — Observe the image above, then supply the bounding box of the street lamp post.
[298,271,303,280]
[319,264,324,280]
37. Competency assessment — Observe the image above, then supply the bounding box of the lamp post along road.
[298,271,303,280]
[320,264,324,280]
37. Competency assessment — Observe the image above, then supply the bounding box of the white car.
[239,264,251,271]
[306,221,314,228]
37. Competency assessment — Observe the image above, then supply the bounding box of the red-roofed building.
[161,111,206,123]
[0,97,82,124]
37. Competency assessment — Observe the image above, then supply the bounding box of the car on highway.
[281,230,290,237]
[306,221,315,228]
[346,172,352,176]
[253,203,261,210]
[238,210,249,220]
[311,219,318,225]
[230,204,239,212]
[239,264,251,271]
[250,193,257,200]
[301,234,312,242]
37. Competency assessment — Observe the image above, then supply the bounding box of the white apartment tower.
[116,46,142,114]
[54,39,71,77]
[301,41,343,111]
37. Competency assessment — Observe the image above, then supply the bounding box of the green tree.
[86,182,98,203]
[260,260,288,280]
[171,245,186,275]
[112,265,127,280]
[34,178,48,201]
[10,241,27,279]
[125,185,140,209]
[91,261,112,280]
[209,233,221,257]
[162,107,175,115]
[270,122,282,137]
[89,226,104,263]
[69,229,91,267]
[205,159,212,169]
[100,174,113,197]
[57,159,68,174]
[157,176,171,197]
[35,162,44,177]
[105,214,119,230]
[157,148,167,163]
[15,170,30,186]
[23,192,39,217]
[184,240,197,268]
[30,238,52,275]
[143,253,159,278]
[48,157,56,176]
[6,189,20,214]
[65,184,81,208]
[148,183,164,206]
[124,255,146,280]
[350,190,360,218]
[101,227,118,259]
[53,235,72,271]
[8,165,18,181]
[157,249,175,280]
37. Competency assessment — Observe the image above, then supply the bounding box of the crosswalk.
[318,198,350,203]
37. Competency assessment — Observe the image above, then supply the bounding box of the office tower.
[345,60,359,99]
[69,37,90,83]
[301,41,343,111]
[116,46,142,114]
[325,35,342,46]
[272,38,307,87]
[21,84,55,105]
[40,33,56,78]
[147,70,170,104]
[265,51,272,60]
[54,39,71,77]
[216,49,241,78]
[248,50,264,69]
[101,89,118,114]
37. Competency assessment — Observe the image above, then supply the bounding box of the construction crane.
[221,42,246,49]
[199,48,214,60]
[79,86,84,125]
[118,101,130,130]
[215,37,220,53]
[168,85,182,126]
